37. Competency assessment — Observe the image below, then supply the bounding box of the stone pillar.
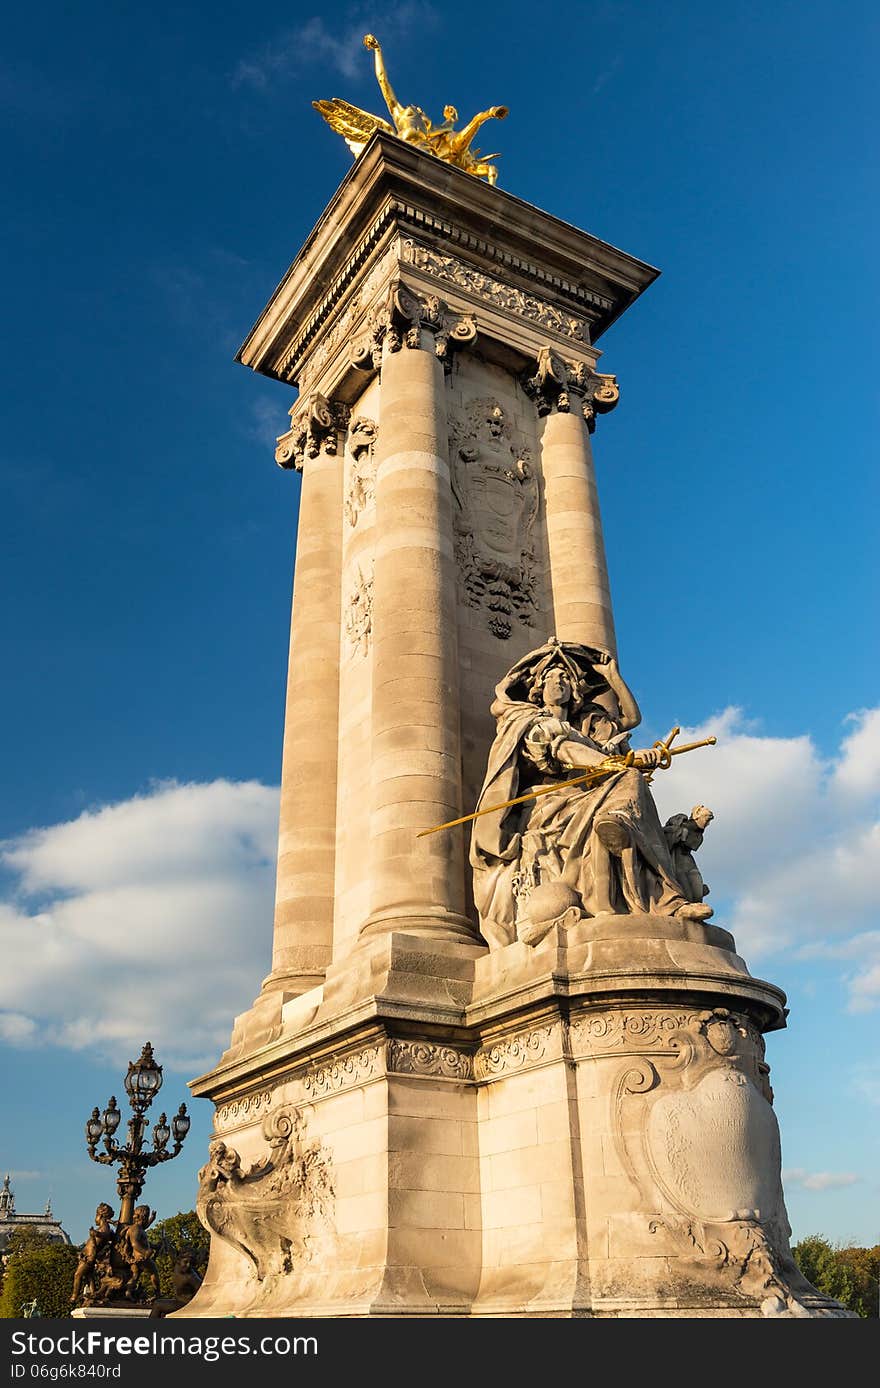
[359,284,477,942]
[268,395,347,993]
[528,346,620,655]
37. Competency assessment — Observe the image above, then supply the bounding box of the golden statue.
[313,34,508,185]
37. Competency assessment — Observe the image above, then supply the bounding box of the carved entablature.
[344,416,378,528]
[275,393,350,471]
[523,346,620,431]
[401,239,592,344]
[350,280,477,375]
[450,397,539,639]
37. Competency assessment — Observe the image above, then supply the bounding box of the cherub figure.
[119,1204,161,1300]
[663,804,714,904]
[71,1202,116,1304]
[313,35,508,184]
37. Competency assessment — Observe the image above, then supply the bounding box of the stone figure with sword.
[421,638,717,948]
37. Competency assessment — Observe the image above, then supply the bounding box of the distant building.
[0,1174,72,1255]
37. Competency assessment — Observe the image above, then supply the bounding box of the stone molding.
[401,239,591,344]
[275,393,350,471]
[274,202,616,383]
[523,345,619,429]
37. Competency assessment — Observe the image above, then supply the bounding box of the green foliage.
[0,1242,80,1319]
[792,1234,879,1318]
[148,1210,209,1298]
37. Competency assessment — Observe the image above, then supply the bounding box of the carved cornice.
[401,239,591,344]
[272,201,616,384]
[523,346,620,429]
[350,280,476,375]
[275,393,351,471]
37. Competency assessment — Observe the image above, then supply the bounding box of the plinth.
[179,135,848,1318]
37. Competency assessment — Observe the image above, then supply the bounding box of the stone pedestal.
[181,135,850,1318]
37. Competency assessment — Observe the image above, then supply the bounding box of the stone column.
[358,284,477,942]
[268,395,347,994]
[528,347,620,655]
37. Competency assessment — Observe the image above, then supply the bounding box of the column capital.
[523,346,620,431]
[275,393,351,471]
[350,279,477,377]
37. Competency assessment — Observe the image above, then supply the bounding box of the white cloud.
[783,1168,860,1192]
[650,707,880,1010]
[0,781,279,1072]
[233,4,439,90]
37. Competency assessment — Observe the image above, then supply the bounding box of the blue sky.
[1,1,877,1247]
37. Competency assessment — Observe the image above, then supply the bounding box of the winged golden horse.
[313,34,508,185]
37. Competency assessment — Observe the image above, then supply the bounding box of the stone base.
[71,1306,153,1319]
[181,919,851,1319]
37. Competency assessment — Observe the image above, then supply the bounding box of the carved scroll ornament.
[350,280,476,374]
[275,394,350,471]
[196,1106,335,1281]
[523,346,619,430]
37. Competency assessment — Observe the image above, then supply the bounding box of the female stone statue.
[469,638,713,947]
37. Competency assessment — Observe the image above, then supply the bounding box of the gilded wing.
[312,98,394,156]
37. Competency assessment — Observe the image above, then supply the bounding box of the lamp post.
[84,1042,191,1227]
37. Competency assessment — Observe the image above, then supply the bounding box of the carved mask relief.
[450,397,539,639]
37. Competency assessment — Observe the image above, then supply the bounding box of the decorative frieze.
[275,393,350,471]
[523,346,619,430]
[213,1089,273,1134]
[474,1022,558,1079]
[401,239,590,343]
[387,1040,473,1079]
[302,1045,382,1099]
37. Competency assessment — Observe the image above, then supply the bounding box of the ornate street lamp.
[83,1042,190,1227]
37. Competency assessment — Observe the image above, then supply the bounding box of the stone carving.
[387,1040,472,1079]
[302,1045,381,1098]
[214,1090,273,1133]
[196,1107,334,1281]
[474,1024,556,1079]
[663,805,714,904]
[470,639,713,948]
[283,248,395,386]
[570,1009,695,1055]
[523,345,619,430]
[275,393,350,471]
[344,566,374,656]
[450,398,538,639]
[601,1006,826,1314]
[344,417,378,527]
[350,280,476,373]
[401,239,590,342]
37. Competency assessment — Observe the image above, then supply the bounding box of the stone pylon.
[181,135,847,1318]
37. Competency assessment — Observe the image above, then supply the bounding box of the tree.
[0,1230,80,1319]
[792,1234,879,1318]
[148,1210,209,1298]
